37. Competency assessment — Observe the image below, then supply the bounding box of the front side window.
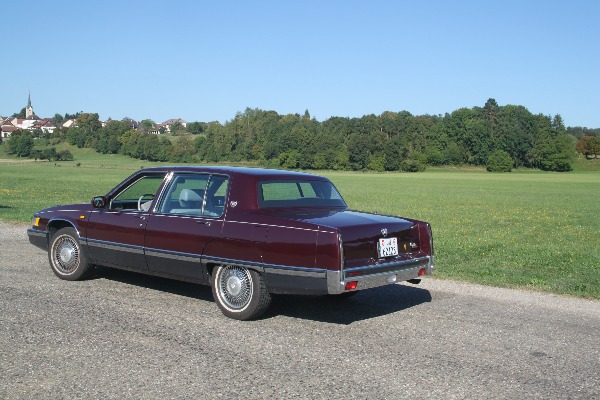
[258,180,346,208]
[110,175,165,211]
[159,173,229,217]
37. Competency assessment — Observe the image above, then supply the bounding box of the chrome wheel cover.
[217,266,253,311]
[52,235,80,275]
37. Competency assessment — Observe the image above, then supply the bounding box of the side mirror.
[92,196,107,208]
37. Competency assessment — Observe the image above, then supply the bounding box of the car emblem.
[381,228,388,237]
[230,201,238,208]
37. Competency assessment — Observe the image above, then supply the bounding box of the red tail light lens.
[345,281,358,290]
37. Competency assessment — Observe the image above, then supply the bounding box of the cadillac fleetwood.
[27,166,434,320]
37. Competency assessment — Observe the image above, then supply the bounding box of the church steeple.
[25,92,34,118]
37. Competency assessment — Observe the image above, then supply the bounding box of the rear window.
[258,180,346,208]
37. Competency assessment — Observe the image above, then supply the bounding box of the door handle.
[198,221,211,227]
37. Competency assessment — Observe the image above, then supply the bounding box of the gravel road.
[1,221,599,399]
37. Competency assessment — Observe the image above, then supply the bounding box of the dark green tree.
[541,133,576,171]
[170,122,187,135]
[400,159,426,172]
[186,121,205,135]
[42,147,58,161]
[12,108,26,118]
[64,112,82,120]
[66,127,86,148]
[52,113,64,124]
[383,136,409,171]
[368,154,385,172]
[486,150,513,172]
[303,109,311,121]
[347,132,372,170]
[139,119,156,133]
[279,150,301,169]
[76,113,101,132]
[118,129,144,158]
[170,134,196,162]
[57,149,74,161]
[6,131,34,157]
[97,121,131,154]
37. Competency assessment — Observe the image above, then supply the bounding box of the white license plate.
[377,237,399,258]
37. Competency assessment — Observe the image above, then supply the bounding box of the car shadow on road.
[91,266,215,302]
[266,284,432,324]
[92,267,431,324]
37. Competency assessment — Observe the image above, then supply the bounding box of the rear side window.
[159,173,229,217]
[258,180,346,208]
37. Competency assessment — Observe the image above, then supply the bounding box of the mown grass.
[1,143,599,299]
[328,170,600,299]
[572,156,600,172]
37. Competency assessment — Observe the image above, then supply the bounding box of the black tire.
[211,265,271,320]
[48,227,92,281]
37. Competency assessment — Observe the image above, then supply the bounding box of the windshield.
[258,180,346,208]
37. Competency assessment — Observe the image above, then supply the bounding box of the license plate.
[377,237,398,258]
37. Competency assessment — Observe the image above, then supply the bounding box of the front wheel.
[48,227,92,281]
[211,265,271,320]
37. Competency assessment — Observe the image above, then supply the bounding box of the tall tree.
[12,108,26,118]
[576,136,600,158]
[139,119,156,132]
[186,121,204,135]
[6,131,34,157]
[52,113,64,124]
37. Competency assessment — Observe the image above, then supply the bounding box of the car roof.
[140,166,328,181]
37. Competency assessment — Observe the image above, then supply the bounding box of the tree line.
[5,98,598,171]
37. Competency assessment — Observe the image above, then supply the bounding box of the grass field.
[1,144,599,299]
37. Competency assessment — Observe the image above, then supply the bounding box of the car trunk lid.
[260,209,421,268]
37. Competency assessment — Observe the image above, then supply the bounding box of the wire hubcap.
[53,235,80,274]
[218,266,253,310]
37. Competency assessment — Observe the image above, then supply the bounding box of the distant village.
[1,94,187,139]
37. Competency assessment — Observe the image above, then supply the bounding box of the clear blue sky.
[3,0,599,127]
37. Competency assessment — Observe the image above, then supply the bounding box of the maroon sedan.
[28,166,434,320]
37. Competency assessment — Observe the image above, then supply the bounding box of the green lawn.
[1,144,599,299]
[327,170,599,298]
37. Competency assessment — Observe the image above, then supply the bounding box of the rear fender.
[417,222,434,256]
[202,239,264,278]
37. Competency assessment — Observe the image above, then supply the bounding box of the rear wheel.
[48,227,92,281]
[211,265,271,320]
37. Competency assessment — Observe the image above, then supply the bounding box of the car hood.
[37,202,95,215]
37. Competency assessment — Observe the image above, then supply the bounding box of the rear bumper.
[326,256,434,295]
[27,228,47,250]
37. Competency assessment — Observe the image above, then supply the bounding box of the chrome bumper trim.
[27,228,46,238]
[327,255,434,294]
